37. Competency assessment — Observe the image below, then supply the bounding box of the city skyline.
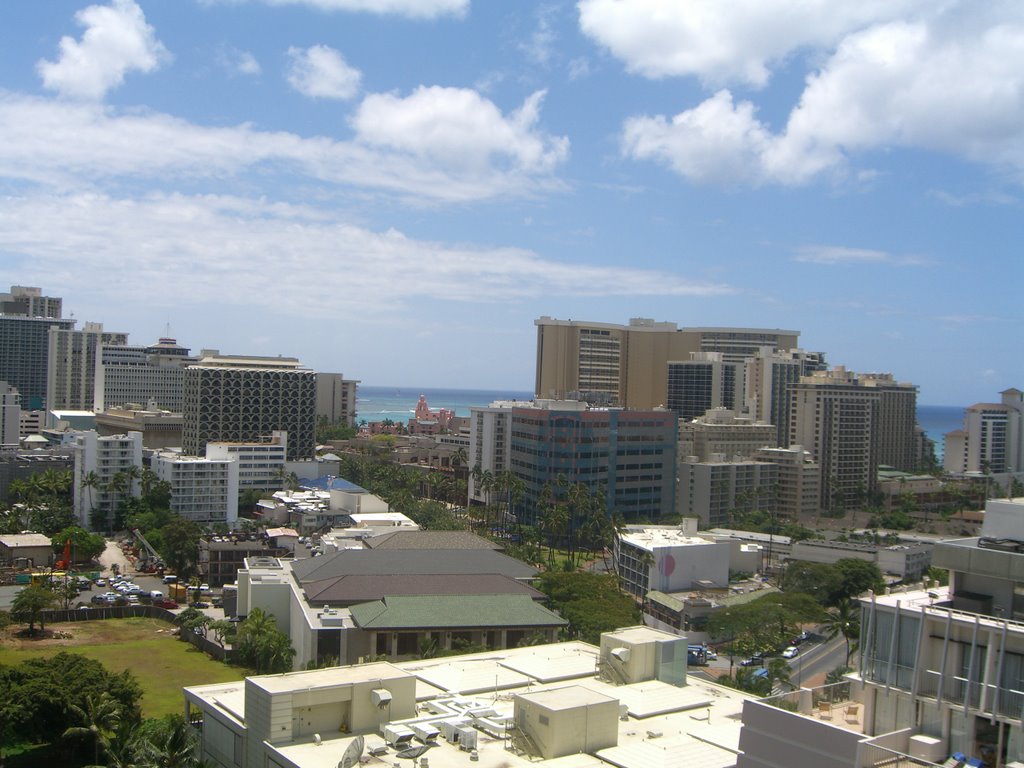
[1,1,1021,406]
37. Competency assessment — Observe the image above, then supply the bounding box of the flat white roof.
[620,529,716,551]
[248,661,408,695]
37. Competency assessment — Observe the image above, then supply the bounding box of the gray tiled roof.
[290,548,537,583]
[303,573,544,605]
[363,530,501,550]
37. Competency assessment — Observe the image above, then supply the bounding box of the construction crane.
[132,528,164,573]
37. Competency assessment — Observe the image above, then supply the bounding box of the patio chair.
[844,703,860,724]
[817,700,832,720]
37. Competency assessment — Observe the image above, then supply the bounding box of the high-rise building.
[789,367,919,511]
[205,431,288,498]
[752,445,821,519]
[182,353,316,461]
[666,352,744,420]
[535,316,799,410]
[509,404,677,523]
[46,321,105,412]
[96,337,196,412]
[72,430,143,530]
[745,347,827,446]
[0,315,75,410]
[944,388,1024,475]
[0,381,19,449]
[315,373,359,428]
[0,285,62,319]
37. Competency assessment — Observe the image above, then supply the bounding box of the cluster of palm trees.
[80,466,170,533]
[62,692,207,768]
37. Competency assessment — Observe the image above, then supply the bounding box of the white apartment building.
[151,451,239,525]
[206,431,287,499]
[677,455,777,528]
[944,388,1024,476]
[96,337,195,412]
[72,430,143,530]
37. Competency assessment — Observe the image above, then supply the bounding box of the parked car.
[740,657,762,667]
[153,599,179,609]
[94,578,107,587]
[782,646,800,659]
[162,575,178,584]
[149,590,164,600]
[76,578,92,590]
[199,584,211,593]
[790,631,810,645]
[125,595,139,603]
[91,594,112,604]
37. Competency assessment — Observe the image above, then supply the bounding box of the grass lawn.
[0,617,251,719]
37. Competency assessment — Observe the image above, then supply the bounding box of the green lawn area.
[0,617,251,719]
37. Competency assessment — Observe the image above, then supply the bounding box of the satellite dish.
[396,744,431,759]
[338,735,364,768]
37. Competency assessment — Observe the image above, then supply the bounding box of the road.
[786,634,848,688]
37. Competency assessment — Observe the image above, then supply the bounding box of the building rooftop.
[349,593,567,631]
[302,573,542,605]
[0,533,52,548]
[619,528,717,551]
[290,548,537,583]
[363,530,501,550]
[185,638,755,768]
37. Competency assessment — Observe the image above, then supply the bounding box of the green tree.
[52,525,107,562]
[832,559,885,603]
[159,517,202,579]
[235,608,296,673]
[10,584,57,635]
[62,691,123,766]
[823,598,861,666]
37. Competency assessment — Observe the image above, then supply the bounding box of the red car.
[153,599,179,609]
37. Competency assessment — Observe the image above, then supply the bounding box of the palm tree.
[63,692,123,766]
[107,472,129,533]
[82,470,101,519]
[823,598,860,666]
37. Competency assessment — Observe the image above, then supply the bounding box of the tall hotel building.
[182,353,316,461]
[790,367,918,511]
[97,337,196,412]
[944,388,1024,475]
[534,316,799,410]
[666,352,743,420]
[0,311,74,410]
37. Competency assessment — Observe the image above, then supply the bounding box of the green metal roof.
[349,594,568,630]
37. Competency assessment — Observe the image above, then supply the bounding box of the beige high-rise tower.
[534,316,799,410]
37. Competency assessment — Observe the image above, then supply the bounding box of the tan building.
[535,316,799,409]
[753,445,821,519]
[678,408,776,462]
[314,372,359,428]
[789,367,919,511]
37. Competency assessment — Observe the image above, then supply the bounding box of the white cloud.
[521,5,558,66]
[0,92,568,203]
[286,45,361,100]
[623,90,770,185]
[0,193,733,316]
[217,46,261,76]
[620,8,1024,186]
[214,0,468,19]
[578,0,924,87]
[351,87,569,174]
[794,245,889,265]
[37,0,169,99]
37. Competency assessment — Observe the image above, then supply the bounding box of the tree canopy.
[781,558,884,607]
[537,571,641,645]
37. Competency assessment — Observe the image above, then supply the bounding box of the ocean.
[356,385,533,424]
[357,386,965,460]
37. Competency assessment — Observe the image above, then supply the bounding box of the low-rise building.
[616,523,732,598]
[199,532,291,588]
[150,450,238,526]
[789,537,933,582]
[0,532,53,567]
[185,625,755,768]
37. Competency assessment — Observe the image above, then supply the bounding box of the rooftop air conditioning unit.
[610,647,631,663]
[370,688,392,709]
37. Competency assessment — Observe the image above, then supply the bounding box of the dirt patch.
[1,617,174,650]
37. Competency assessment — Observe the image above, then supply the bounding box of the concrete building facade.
[535,316,799,410]
[752,445,821,519]
[97,337,195,412]
[46,321,104,412]
[72,430,143,530]
[509,405,678,523]
[677,456,777,528]
[183,353,316,461]
[0,314,75,410]
[151,450,239,525]
[678,408,777,463]
[314,372,359,428]
[0,285,62,319]
[944,388,1024,475]
[666,352,744,420]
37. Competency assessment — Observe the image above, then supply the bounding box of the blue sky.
[0,0,1021,406]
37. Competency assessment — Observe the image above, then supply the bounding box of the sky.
[0,0,1021,406]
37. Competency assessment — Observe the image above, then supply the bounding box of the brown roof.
[303,573,543,605]
[363,530,501,551]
